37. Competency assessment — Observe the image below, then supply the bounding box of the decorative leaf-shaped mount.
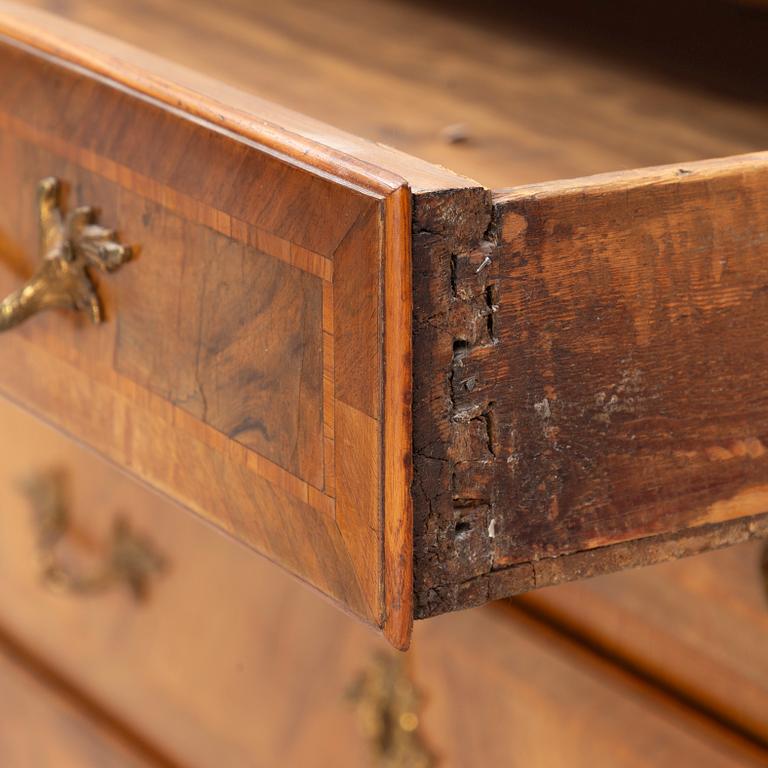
[21,468,165,600]
[0,177,131,331]
[347,652,435,768]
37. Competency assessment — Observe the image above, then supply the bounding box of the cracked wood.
[413,155,768,618]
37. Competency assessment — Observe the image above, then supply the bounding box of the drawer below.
[519,539,768,744]
[0,397,380,768]
[0,642,156,768]
[0,398,766,767]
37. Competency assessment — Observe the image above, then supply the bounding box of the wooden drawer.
[0,9,415,646]
[1,0,768,647]
[0,397,766,767]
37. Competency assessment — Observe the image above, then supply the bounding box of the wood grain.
[0,397,766,767]
[414,605,768,768]
[3,0,768,626]
[0,29,412,645]
[13,0,768,189]
[519,540,768,745]
[0,397,384,768]
[0,1,475,194]
[413,156,768,616]
[0,647,161,768]
[115,202,325,486]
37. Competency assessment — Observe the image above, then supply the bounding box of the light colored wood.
[0,25,413,645]
[14,0,768,188]
[414,605,768,767]
[0,1,475,194]
[0,397,384,768]
[384,185,413,648]
[0,646,161,768]
[0,398,766,767]
[519,540,768,744]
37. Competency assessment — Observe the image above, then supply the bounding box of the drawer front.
[413,608,768,768]
[0,29,411,644]
[0,398,766,768]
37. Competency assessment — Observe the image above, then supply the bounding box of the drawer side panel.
[413,156,768,617]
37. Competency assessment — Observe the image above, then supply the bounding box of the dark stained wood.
[0,27,414,646]
[1,397,766,768]
[116,206,325,486]
[413,156,768,617]
[518,540,768,745]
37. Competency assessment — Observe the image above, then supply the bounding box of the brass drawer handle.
[21,470,164,600]
[0,177,131,331]
[347,652,435,768]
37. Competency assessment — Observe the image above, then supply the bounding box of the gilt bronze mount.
[0,177,131,331]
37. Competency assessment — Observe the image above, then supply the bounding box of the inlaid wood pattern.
[0,398,766,767]
[115,206,325,487]
[0,33,412,646]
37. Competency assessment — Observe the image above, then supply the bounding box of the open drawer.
[0,0,767,648]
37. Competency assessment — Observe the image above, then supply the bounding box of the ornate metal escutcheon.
[347,652,435,768]
[21,469,165,600]
[0,177,131,331]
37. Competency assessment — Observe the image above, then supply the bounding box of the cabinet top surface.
[8,0,768,189]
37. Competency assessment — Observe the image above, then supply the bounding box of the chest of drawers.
[0,0,767,764]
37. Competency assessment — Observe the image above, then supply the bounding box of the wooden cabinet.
[0,0,767,647]
[0,0,767,762]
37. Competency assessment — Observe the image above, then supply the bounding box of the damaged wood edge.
[411,178,768,621]
[463,512,768,615]
[411,185,498,620]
